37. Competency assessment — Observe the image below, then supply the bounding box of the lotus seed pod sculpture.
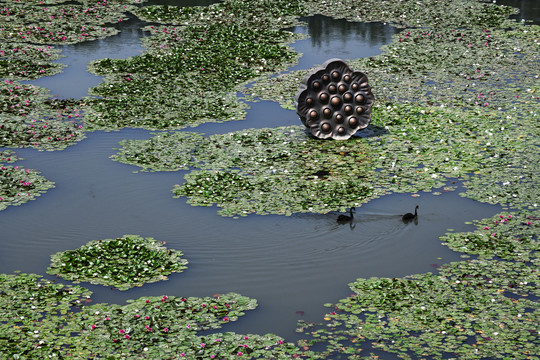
[295,59,374,140]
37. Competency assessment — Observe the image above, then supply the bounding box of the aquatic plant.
[0,272,93,358]
[114,97,536,215]
[47,235,189,290]
[0,162,55,211]
[0,80,86,150]
[297,258,539,359]
[301,0,517,29]
[111,131,204,172]
[441,210,539,262]
[134,0,306,30]
[0,273,298,359]
[0,43,64,80]
[85,21,299,130]
[0,1,137,45]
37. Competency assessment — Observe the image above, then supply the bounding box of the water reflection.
[286,15,398,71]
[496,0,540,24]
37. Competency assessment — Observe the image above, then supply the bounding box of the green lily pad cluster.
[134,0,306,30]
[297,258,538,359]
[73,293,298,358]
[113,126,377,215]
[114,98,534,215]
[112,131,204,171]
[441,210,539,262]
[0,273,93,358]
[0,273,298,359]
[0,80,87,150]
[84,17,300,130]
[0,150,18,163]
[0,162,55,211]
[47,235,189,290]
[0,1,139,45]
[0,42,64,80]
[302,0,516,29]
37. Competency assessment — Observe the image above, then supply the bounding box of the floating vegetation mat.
[0,43,64,80]
[0,0,138,45]
[0,152,55,211]
[85,19,301,130]
[1,80,86,150]
[0,273,298,359]
[114,98,535,215]
[1,0,539,358]
[297,258,539,359]
[47,235,188,290]
[441,210,539,262]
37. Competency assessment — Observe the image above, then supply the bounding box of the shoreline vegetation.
[1,0,538,358]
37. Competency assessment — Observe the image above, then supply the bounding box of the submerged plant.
[47,235,189,290]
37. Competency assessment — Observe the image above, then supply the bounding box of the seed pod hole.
[323,108,332,118]
[331,96,342,108]
[328,84,337,94]
[321,123,332,133]
[319,92,329,104]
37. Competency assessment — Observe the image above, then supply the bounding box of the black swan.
[402,205,419,221]
[337,207,356,222]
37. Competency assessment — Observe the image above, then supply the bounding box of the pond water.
[497,0,540,24]
[2,0,525,344]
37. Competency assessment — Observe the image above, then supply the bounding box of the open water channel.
[2,0,534,344]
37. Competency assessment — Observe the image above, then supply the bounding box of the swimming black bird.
[337,207,356,223]
[402,205,419,222]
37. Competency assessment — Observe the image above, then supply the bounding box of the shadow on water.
[3,0,526,343]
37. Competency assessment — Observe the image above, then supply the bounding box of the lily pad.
[0,163,55,211]
[441,210,539,261]
[84,20,300,130]
[297,258,538,359]
[47,235,189,290]
[0,273,299,359]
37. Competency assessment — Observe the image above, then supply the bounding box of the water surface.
[497,0,540,24]
[0,1,511,342]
